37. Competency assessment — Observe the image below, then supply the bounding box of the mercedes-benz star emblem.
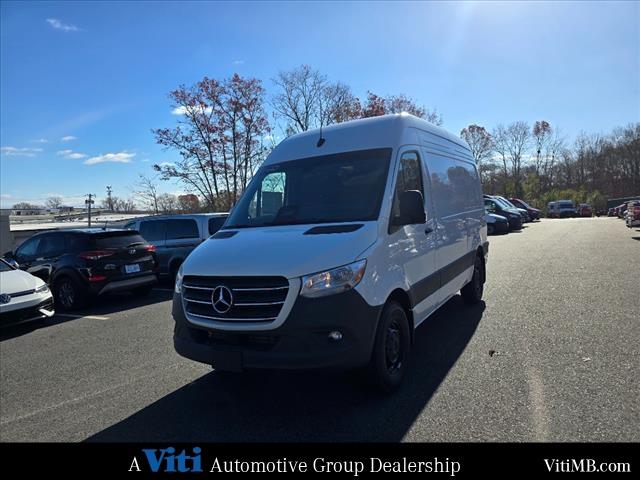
[0,293,11,305]
[211,285,233,314]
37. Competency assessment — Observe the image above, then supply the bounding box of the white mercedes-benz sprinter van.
[173,113,487,391]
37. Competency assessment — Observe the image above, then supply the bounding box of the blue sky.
[1,0,638,208]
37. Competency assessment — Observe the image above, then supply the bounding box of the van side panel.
[416,129,485,308]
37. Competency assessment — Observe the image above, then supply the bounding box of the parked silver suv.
[125,213,228,280]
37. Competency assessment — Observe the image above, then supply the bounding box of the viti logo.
[129,447,203,473]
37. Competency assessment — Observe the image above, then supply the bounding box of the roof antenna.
[317,102,325,147]
[317,124,325,147]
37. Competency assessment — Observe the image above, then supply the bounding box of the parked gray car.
[124,213,228,279]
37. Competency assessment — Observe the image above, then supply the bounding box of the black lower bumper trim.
[172,289,382,371]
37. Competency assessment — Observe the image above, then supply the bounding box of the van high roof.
[265,113,471,165]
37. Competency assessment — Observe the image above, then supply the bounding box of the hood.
[501,208,521,217]
[0,269,44,294]
[182,222,379,279]
[485,213,507,223]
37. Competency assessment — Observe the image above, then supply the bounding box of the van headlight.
[35,283,49,294]
[174,266,184,294]
[300,259,367,299]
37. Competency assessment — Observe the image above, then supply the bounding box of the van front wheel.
[367,301,410,393]
[461,255,484,305]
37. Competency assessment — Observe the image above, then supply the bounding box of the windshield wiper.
[126,242,145,247]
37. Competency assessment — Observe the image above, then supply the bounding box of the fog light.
[328,331,343,341]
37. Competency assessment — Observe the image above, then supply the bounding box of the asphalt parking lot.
[1,218,638,442]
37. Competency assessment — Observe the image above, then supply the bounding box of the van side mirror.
[393,190,426,226]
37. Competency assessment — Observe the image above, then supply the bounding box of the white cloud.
[0,194,12,199]
[32,138,48,143]
[46,18,80,32]
[84,151,135,165]
[1,146,43,157]
[60,135,77,142]
[233,60,245,65]
[57,149,86,159]
[157,162,175,168]
[171,105,213,115]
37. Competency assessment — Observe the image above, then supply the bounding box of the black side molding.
[211,230,238,239]
[304,224,364,235]
[409,250,477,306]
[482,241,489,256]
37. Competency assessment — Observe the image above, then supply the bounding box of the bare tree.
[12,202,41,210]
[504,121,531,197]
[115,198,136,213]
[45,196,64,210]
[460,124,493,165]
[272,65,327,134]
[361,91,442,125]
[153,74,270,210]
[157,193,178,214]
[491,124,509,179]
[177,194,200,213]
[532,120,552,176]
[320,82,362,125]
[136,174,160,214]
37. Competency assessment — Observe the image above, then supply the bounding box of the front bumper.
[0,297,55,327]
[173,289,383,372]
[495,221,510,234]
[507,217,522,230]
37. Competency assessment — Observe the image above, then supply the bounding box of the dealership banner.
[0,443,634,476]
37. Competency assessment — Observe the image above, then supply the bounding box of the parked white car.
[0,258,55,326]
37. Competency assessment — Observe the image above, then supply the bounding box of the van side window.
[139,220,167,242]
[391,152,424,221]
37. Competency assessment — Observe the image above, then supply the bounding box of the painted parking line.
[54,314,110,321]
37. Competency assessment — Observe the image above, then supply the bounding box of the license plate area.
[125,264,141,274]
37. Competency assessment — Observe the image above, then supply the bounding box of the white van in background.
[172,114,487,392]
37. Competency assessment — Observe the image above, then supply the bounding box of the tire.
[53,276,86,311]
[367,301,411,393]
[487,224,495,235]
[461,254,484,305]
[132,284,154,297]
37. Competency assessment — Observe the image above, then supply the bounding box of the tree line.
[148,64,637,214]
[13,65,637,215]
[461,121,639,212]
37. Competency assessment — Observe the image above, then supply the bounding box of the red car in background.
[577,203,592,217]
[508,198,541,220]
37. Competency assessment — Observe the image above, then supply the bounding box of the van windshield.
[225,148,392,228]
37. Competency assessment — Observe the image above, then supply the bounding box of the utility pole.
[85,194,95,227]
[106,186,113,211]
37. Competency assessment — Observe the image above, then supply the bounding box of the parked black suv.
[3,229,158,310]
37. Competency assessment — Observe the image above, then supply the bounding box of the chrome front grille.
[182,276,289,323]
